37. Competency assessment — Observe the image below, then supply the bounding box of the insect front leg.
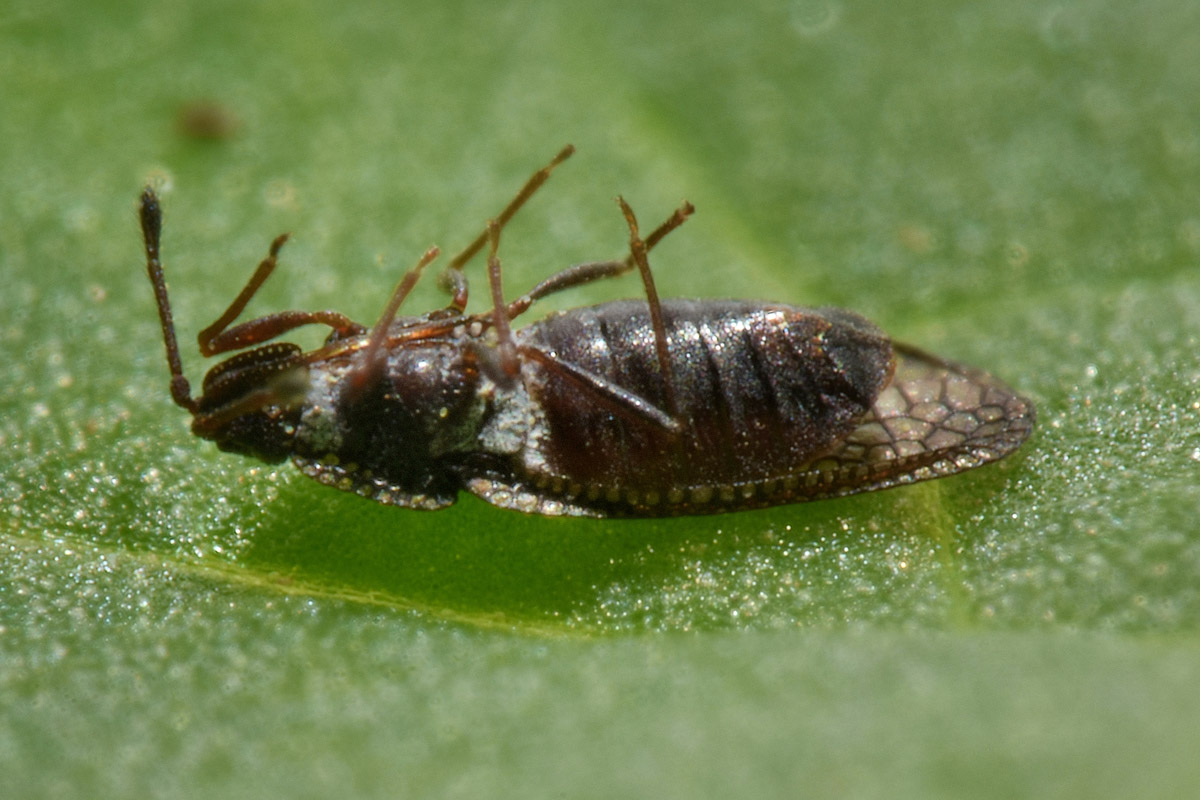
[197,232,364,357]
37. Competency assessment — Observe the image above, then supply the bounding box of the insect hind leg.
[616,196,678,419]
[438,144,576,313]
[505,200,694,315]
[502,198,694,422]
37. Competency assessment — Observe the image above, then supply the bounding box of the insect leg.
[139,187,198,413]
[486,221,520,378]
[616,196,677,418]
[438,144,576,312]
[518,346,680,433]
[197,233,364,357]
[350,245,441,390]
[503,201,694,318]
[504,198,691,419]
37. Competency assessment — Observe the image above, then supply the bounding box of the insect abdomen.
[518,299,894,496]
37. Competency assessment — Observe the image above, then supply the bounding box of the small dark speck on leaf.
[176,100,241,142]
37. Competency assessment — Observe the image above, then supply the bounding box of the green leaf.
[3,0,1199,796]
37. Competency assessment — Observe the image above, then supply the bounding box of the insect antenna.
[139,187,199,414]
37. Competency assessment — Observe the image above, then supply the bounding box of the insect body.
[138,147,1034,517]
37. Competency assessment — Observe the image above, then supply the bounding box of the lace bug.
[138,147,1034,517]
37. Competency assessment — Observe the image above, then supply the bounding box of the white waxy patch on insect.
[514,492,539,512]
[295,363,349,454]
[763,308,788,326]
[475,374,545,464]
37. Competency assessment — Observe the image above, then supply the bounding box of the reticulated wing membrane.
[793,342,1035,499]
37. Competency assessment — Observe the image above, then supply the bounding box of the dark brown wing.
[466,336,1033,517]
[512,299,894,492]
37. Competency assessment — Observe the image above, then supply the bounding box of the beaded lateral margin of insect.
[138,146,1034,517]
